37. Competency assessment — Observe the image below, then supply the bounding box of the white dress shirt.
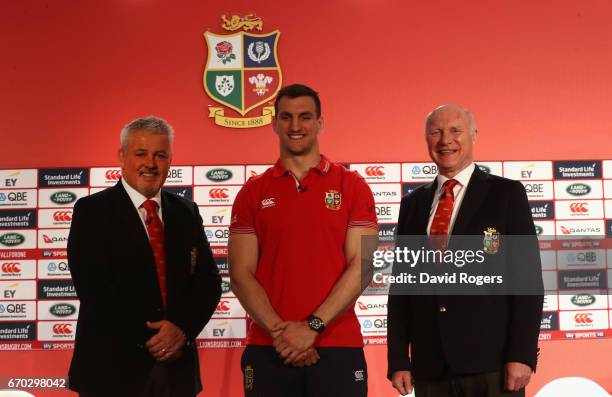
[426,163,476,236]
[121,178,163,237]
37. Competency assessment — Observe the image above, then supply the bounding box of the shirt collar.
[271,154,332,178]
[435,162,475,192]
[120,178,162,210]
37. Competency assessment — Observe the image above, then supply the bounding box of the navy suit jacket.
[387,167,544,380]
[68,181,221,395]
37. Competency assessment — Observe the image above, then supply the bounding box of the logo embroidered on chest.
[324,190,342,211]
[261,197,276,209]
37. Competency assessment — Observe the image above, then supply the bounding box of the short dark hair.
[274,84,321,118]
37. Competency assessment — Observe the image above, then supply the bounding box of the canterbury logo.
[1,263,21,273]
[52,324,73,334]
[357,302,368,310]
[574,313,593,324]
[365,166,385,177]
[216,301,230,312]
[53,211,73,222]
[569,203,588,213]
[209,188,229,199]
[105,170,121,180]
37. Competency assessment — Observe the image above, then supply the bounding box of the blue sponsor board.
[540,312,559,331]
[0,321,36,341]
[39,168,89,187]
[162,186,193,201]
[378,223,397,243]
[215,256,228,275]
[38,280,77,300]
[606,220,612,238]
[0,209,37,229]
[558,270,606,290]
[553,160,602,179]
[402,183,424,197]
[529,201,555,220]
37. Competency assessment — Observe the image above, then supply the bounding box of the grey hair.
[120,116,174,152]
[425,104,477,133]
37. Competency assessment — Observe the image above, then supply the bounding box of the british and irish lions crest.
[204,14,282,128]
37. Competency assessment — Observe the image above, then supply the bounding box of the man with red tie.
[387,104,543,397]
[67,116,221,396]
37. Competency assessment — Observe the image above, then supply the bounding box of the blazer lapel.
[415,179,437,235]
[161,192,183,307]
[110,182,153,257]
[451,167,490,236]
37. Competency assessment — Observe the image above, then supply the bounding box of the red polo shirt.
[230,155,377,347]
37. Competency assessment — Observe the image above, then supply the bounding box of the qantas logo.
[1,263,21,273]
[52,323,73,334]
[42,234,68,244]
[209,189,229,199]
[53,211,73,222]
[105,170,121,181]
[216,301,231,312]
[569,203,588,213]
[365,166,385,177]
[574,313,593,324]
[560,225,601,234]
[357,301,368,310]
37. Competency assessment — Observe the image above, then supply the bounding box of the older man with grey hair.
[68,116,221,397]
[387,104,543,397]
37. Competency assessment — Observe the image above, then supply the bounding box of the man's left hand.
[145,320,187,362]
[505,361,532,391]
[272,321,317,364]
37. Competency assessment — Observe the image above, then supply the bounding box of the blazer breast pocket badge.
[483,227,500,254]
[190,247,198,274]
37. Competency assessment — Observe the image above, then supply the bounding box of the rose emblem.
[215,41,236,64]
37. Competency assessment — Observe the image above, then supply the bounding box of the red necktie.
[430,179,459,250]
[142,199,167,309]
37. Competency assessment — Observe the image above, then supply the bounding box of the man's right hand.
[391,370,414,396]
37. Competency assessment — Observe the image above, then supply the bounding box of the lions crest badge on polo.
[204,14,282,128]
[325,190,342,211]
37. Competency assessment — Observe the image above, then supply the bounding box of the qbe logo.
[0,169,37,188]
[402,163,437,182]
[375,204,400,223]
[194,186,241,206]
[359,316,387,335]
[204,227,229,246]
[503,161,552,180]
[0,189,37,208]
[521,181,553,200]
[0,301,36,320]
[198,319,246,339]
[164,166,193,186]
[350,164,401,182]
[557,249,605,270]
[37,321,77,341]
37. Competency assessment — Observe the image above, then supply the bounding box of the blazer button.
[439,306,447,313]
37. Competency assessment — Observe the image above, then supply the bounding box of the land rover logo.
[49,303,77,317]
[477,164,491,174]
[206,168,233,182]
[566,183,590,196]
[534,225,543,235]
[51,191,77,204]
[221,280,231,293]
[571,294,595,307]
[0,233,25,246]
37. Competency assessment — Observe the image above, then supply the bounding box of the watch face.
[309,316,324,331]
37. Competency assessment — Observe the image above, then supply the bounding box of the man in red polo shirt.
[229,84,378,396]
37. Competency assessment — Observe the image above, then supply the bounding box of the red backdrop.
[1,1,611,396]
